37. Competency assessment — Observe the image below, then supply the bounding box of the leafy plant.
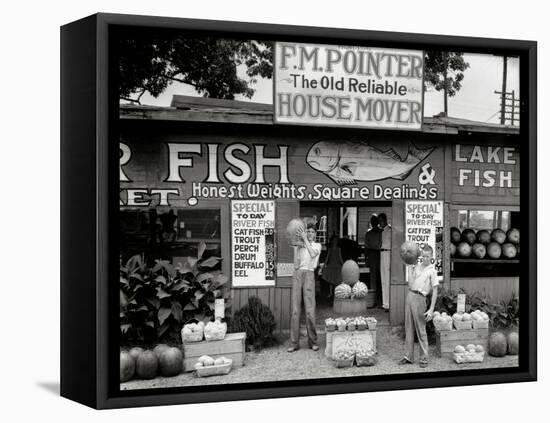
[230,296,277,351]
[431,287,519,330]
[119,242,230,344]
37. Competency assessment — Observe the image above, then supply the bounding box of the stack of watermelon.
[451,227,519,260]
[120,344,184,383]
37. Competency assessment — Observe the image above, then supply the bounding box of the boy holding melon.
[288,224,321,352]
[399,244,439,368]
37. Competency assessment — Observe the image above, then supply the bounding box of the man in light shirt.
[288,224,321,352]
[379,213,391,311]
[399,244,439,368]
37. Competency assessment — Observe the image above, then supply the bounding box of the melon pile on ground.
[120,344,184,382]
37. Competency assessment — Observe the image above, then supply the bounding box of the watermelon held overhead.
[400,241,420,265]
[286,218,305,246]
[488,332,508,357]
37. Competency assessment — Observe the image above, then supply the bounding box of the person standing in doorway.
[379,213,391,312]
[321,235,343,298]
[365,215,382,308]
[288,224,321,352]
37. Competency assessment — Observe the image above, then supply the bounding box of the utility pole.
[499,56,508,124]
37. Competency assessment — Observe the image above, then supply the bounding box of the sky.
[137,51,520,125]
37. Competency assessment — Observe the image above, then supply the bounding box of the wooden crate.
[333,298,367,315]
[183,332,246,372]
[325,330,377,359]
[435,328,489,357]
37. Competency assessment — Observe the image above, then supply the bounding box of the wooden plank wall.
[230,287,292,331]
[450,277,519,302]
[275,200,300,288]
[389,199,406,325]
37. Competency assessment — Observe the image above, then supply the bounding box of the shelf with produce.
[451,258,519,264]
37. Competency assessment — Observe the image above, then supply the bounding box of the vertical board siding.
[257,288,270,307]
[280,288,292,329]
[450,277,519,302]
[391,199,406,285]
[390,284,407,325]
[231,287,292,332]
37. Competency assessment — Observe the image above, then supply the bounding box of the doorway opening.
[299,201,392,327]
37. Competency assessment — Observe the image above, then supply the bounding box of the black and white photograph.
[115,28,526,391]
[3,0,547,418]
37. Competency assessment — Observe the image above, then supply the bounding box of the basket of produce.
[194,355,233,377]
[325,318,337,332]
[346,317,357,331]
[356,347,377,367]
[204,319,227,341]
[432,311,453,331]
[366,317,377,330]
[471,310,490,329]
[181,321,205,343]
[452,313,473,330]
[334,348,355,368]
[452,344,485,363]
[336,318,347,332]
[356,316,367,331]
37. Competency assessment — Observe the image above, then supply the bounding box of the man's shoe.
[287,346,299,353]
[311,344,319,351]
[419,360,428,368]
[398,357,413,365]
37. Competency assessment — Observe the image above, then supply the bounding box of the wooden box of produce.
[435,328,489,357]
[183,332,246,372]
[325,330,377,359]
[333,298,367,315]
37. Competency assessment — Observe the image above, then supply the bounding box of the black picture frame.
[60,13,537,409]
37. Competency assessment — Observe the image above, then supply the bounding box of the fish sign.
[306,140,435,185]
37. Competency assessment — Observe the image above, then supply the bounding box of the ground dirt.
[121,325,518,390]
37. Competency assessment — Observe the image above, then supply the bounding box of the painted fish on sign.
[306,140,435,185]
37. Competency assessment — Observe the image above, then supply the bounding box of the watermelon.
[506,228,520,244]
[135,350,159,379]
[488,332,508,357]
[128,346,144,360]
[501,243,517,259]
[472,243,486,259]
[487,242,502,259]
[462,228,477,244]
[477,229,491,244]
[159,347,184,377]
[491,229,507,244]
[352,281,368,298]
[120,351,135,383]
[457,242,472,258]
[450,227,462,244]
[507,332,519,355]
[334,283,352,299]
[450,243,456,257]
[341,260,360,285]
[400,241,420,265]
[153,344,170,358]
[286,218,305,246]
